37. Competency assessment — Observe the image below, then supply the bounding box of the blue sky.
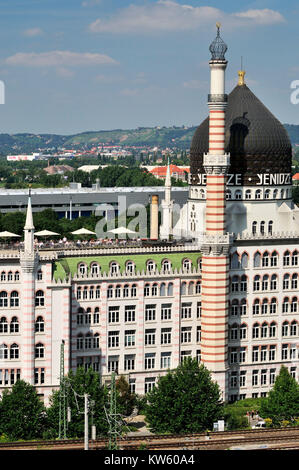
[0,0,298,134]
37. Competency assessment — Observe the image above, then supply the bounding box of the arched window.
[183,259,191,272]
[261,322,268,338]
[0,272,6,281]
[147,260,155,273]
[271,251,278,267]
[0,317,8,333]
[262,298,268,315]
[131,284,137,297]
[270,298,277,314]
[0,344,8,359]
[35,316,45,333]
[253,252,261,267]
[160,283,166,296]
[83,286,88,300]
[240,275,247,292]
[10,291,19,307]
[35,290,45,307]
[167,282,173,296]
[10,316,19,333]
[231,299,239,316]
[10,343,19,359]
[240,323,247,339]
[282,297,289,313]
[90,263,100,275]
[89,285,94,299]
[14,271,20,281]
[292,274,298,290]
[110,262,119,275]
[7,271,13,281]
[144,283,150,297]
[235,190,242,200]
[107,285,113,299]
[240,299,247,316]
[231,253,240,269]
[35,343,45,358]
[265,189,270,199]
[195,281,201,294]
[253,275,260,291]
[188,282,194,295]
[152,283,158,296]
[95,285,101,299]
[260,221,265,235]
[262,251,269,267]
[269,322,276,337]
[123,284,129,298]
[268,221,273,235]
[245,190,251,200]
[253,299,260,315]
[291,297,298,313]
[115,285,121,298]
[181,282,187,295]
[262,275,269,291]
[270,274,277,290]
[162,259,171,273]
[241,253,248,269]
[252,221,257,235]
[283,251,290,266]
[290,321,297,336]
[283,274,290,290]
[126,261,135,274]
[77,334,84,350]
[78,263,87,276]
[255,189,262,199]
[76,287,82,300]
[292,250,298,266]
[0,291,8,308]
[226,190,232,200]
[282,321,289,337]
[231,276,239,292]
[252,323,259,339]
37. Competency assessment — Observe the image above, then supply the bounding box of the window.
[110,262,119,275]
[108,331,119,349]
[0,291,8,308]
[230,325,238,341]
[269,322,276,338]
[35,343,44,359]
[147,261,155,273]
[35,316,44,333]
[253,299,260,315]
[167,283,173,296]
[252,323,259,339]
[291,297,298,313]
[124,355,135,371]
[161,260,171,273]
[183,259,191,271]
[240,324,247,339]
[231,300,239,316]
[145,329,156,346]
[231,276,239,292]
[268,221,273,234]
[252,221,257,235]
[181,326,192,343]
[131,285,137,297]
[108,356,119,373]
[181,303,192,319]
[262,252,269,267]
[77,335,84,350]
[144,377,155,394]
[144,284,150,297]
[107,285,113,298]
[126,261,135,274]
[283,251,290,266]
[151,283,158,296]
[78,263,87,276]
[253,275,260,291]
[230,348,238,364]
[123,285,129,298]
[261,322,268,338]
[271,251,278,267]
[108,306,119,324]
[37,270,43,281]
[145,353,155,370]
[10,343,19,359]
[124,330,135,347]
[231,253,240,269]
[0,317,8,333]
[125,306,136,323]
[253,252,261,267]
[115,285,121,298]
[269,299,277,314]
[145,305,156,322]
[270,275,277,290]
[161,304,172,321]
[292,251,298,266]
[262,299,268,315]
[252,346,259,362]
[91,263,99,276]
[292,274,298,290]
[262,275,268,291]
[161,352,171,369]
[161,328,171,344]
[10,317,19,333]
[282,298,289,313]
[35,290,44,307]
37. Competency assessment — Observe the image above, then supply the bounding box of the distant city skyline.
[0,0,298,134]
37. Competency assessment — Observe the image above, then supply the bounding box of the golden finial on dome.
[238,70,246,86]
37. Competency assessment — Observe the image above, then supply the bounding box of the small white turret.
[24,187,35,254]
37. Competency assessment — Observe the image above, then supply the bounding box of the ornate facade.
[0,26,298,405]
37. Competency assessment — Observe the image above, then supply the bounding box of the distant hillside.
[0,124,298,155]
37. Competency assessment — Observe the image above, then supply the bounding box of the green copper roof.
[53,252,201,281]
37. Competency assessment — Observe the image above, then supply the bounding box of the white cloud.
[23,27,43,37]
[88,0,285,34]
[5,51,118,67]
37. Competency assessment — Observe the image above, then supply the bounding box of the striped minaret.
[200,24,231,398]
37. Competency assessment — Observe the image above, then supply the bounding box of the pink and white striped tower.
[200,24,231,399]
[20,188,38,385]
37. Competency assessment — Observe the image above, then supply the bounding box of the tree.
[0,380,47,440]
[116,375,136,417]
[145,358,223,434]
[46,367,109,439]
[259,366,299,426]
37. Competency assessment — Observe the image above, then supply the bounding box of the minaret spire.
[24,186,35,253]
[160,156,173,240]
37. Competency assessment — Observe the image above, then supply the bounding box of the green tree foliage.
[46,367,109,439]
[259,366,299,426]
[116,376,136,417]
[0,380,47,440]
[145,358,223,434]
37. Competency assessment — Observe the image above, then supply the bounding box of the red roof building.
[149,164,189,182]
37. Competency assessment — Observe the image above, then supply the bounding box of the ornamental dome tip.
[209,22,228,61]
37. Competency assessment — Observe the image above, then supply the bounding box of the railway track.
[1,426,299,450]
